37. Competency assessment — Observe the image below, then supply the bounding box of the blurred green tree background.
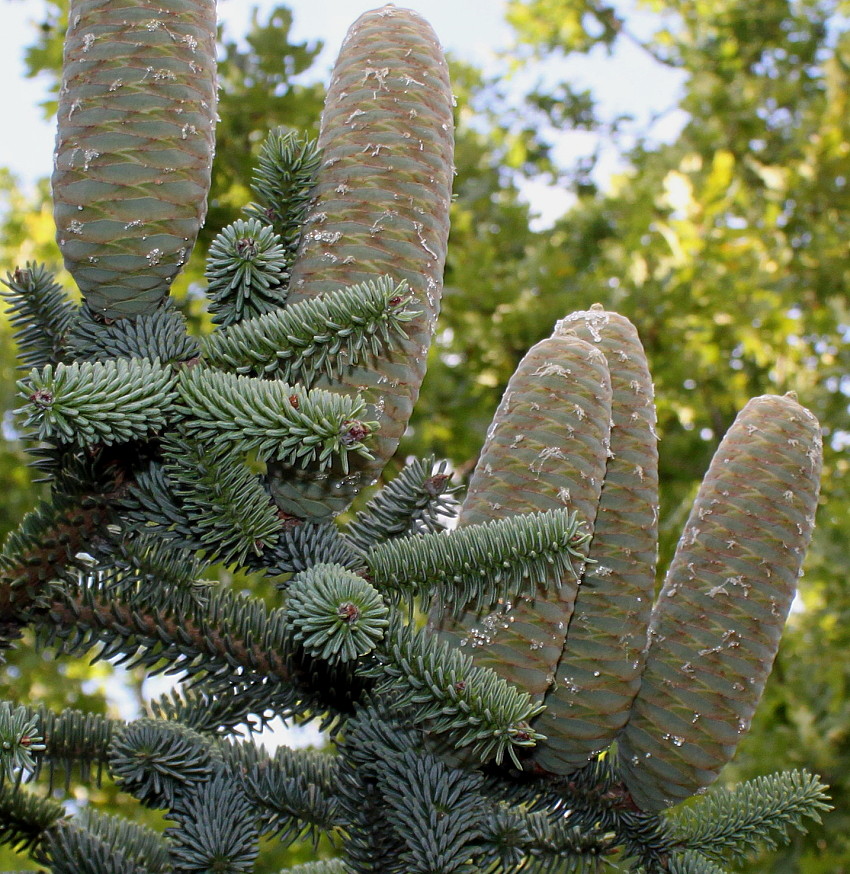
[2,0,850,870]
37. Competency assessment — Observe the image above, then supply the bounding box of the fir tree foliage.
[668,770,832,865]
[367,507,590,613]
[0,702,45,782]
[161,435,281,566]
[31,706,116,789]
[202,275,420,383]
[176,367,377,472]
[243,128,321,259]
[107,718,216,809]
[120,461,201,552]
[166,772,259,873]
[36,810,172,874]
[286,564,389,663]
[345,455,459,553]
[1,263,74,369]
[282,863,347,874]
[67,304,200,364]
[82,534,213,615]
[0,784,63,854]
[366,617,547,768]
[220,740,340,845]
[18,356,177,446]
[205,218,290,327]
[0,3,833,873]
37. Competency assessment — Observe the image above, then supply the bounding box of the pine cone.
[429,332,612,706]
[619,393,822,811]
[531,307,659,773]
[52,0,217,318]
[267,5,454,519]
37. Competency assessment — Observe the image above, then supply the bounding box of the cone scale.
[266,5,455,519]
[619,393,822,811]
[52,0,217,319]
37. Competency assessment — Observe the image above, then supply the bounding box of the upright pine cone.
[429,332,612,713]
[619,393,822,811]
[52,0,217,319]
[267,5,454,519]
[531,308,659,774]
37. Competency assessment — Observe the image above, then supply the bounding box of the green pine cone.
[531,307,659,773]
[52,0,217,319]
[429,333,612,710]
[619,393,822,811]
[267,5,454,519]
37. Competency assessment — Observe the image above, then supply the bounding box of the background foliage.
[2,0,849,869]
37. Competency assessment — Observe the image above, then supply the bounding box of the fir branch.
[483,760,618,827]
[0,782,64,853]
[336,704,430,873]
[108,719,216,809]
[202,276,419,384]
[38,585,296,690]
[34,583,361,727]
[286,564,389,663]
[0,487,116,630]
[161,436,281,566]
[278,862,348,874]
[67,303,200,364]
[2,262,74,369]
[244,128,321,255]
[346,456,459,553]
[221,741,341,845]
[205,219,289,327]
[167,771,258,872]
[366,507,590,614]
[37,587,292,687]
[0,703,119,792]
[147,686,278,736]
[260,520,364,576]
[477,806,621,874]
[666,851,732,874]
[83,534,213,617]
[33,706,117,790]
[339,704,485,874]
[378,749,486,874]
[177,367,377,472]
[545,775,671,873]
[479,758,674,870]
[476,806,532,873]
[519,811,610,873]
[365,617,546,768]
[335,762,404,874]
[74,808,172,872]
[0,701,45,783]
[17,357,177,447]
[119,460,201,550]
[668,770,832,865]
[340,700,423,768]
[36,815,166,874]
